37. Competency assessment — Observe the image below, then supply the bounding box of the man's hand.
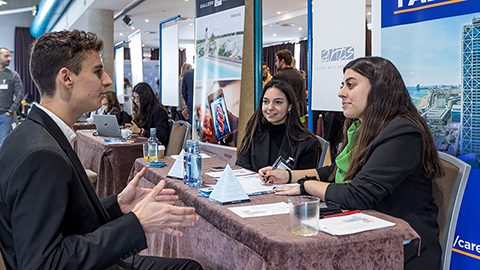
[5,110,12,116]
[132,179,199,236]
[118,168,178,214]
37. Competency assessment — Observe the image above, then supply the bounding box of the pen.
[322,210,360,219]
[265,156,283,183]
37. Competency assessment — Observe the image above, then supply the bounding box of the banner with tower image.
[192,0,244,147]
[375,0,480,268]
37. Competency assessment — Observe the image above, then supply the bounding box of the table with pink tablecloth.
[76,130,146,197]
[129,157,421,270]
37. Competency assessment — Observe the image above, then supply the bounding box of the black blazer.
[0,106,147,269]
[139,105,169,146]
[236,126,319,172]
[319,118,441,269]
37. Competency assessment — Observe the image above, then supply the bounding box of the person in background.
[236,80,319,172]
[260,57,443,269]
[126,82,169,146]
[273,49,307,118]
[0,30,201,270]
[182,68,194,123]
[178,63,192,121]
[103,91,121,123]
[123,77,133,116]
[0,47,23,147]
[262,62,272,88]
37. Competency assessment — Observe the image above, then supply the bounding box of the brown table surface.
[73,121,96,131]
[129,157,421,270]
[76,130,147,197]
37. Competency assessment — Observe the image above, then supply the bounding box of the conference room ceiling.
[0,0,371,49]
[79,0,310,48]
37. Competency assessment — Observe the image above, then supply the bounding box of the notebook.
[93,115,122,137]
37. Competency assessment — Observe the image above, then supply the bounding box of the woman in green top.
[259,57,443,269]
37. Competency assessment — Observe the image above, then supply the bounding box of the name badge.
[0,84,7,90]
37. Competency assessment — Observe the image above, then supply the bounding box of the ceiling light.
[145,19,149,22]
[298,27,303,31]
[142,44,145,47]
[131,26,135,30]
[277,11,281,14]
[119,33,124,36]
[367,12,372,16]
[0,1,7,6]
[273,33,277,36]
[123,15,133,26]
[189,23,193,26]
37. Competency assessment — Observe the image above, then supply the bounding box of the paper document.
[171,153,211,160]
[228,202,289,218]
[236,175,288,195]
[318,213,395,236]
[205,168,256,178]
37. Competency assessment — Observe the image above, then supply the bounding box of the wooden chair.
[166,120,191,156]
[433,152,471,269]
[314,135,329,168]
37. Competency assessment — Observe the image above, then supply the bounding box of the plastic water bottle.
[188,141,202,187]
[183,140,192,185]
[148,128,159,162]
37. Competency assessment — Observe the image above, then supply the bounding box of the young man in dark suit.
[0,30,202,270]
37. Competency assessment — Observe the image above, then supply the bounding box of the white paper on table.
[236,175,288,195]
[166,149,185,180]
[318,213,395,236]
[171,153,211,160]
[205,168,256,178]
[228,202,289,218]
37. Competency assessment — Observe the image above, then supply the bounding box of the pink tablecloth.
[129,157,421,270]
[76,131,146,197]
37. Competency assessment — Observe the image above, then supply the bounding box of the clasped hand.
[125,122,141,134]
[118,168,199,236]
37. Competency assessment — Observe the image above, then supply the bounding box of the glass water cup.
[289,196,320,236]
[143,143,149,161]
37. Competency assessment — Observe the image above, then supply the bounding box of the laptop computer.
[93,115,122,137]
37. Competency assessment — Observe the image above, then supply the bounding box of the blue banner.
[382,0,480,28]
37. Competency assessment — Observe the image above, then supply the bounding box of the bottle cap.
[158,145,165,150]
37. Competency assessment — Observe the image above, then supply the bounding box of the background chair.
[315,135,330,168]
[433,152,471,270]
[166,120,191,156]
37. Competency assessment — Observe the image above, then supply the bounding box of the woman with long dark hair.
[125,82,169,146]
[236,80,319,171]
[102,91,121,122]
[260,57,443,269]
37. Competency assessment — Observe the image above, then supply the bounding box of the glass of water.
[289,196,320,236]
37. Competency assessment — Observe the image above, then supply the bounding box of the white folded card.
[318,213,395,236]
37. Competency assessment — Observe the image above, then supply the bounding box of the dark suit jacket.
[273,67,307,116]
[318,118,441,269]
[236,127,319,172]
[139,105,169,146]
[0,106,147,269]
[181,69,194,114]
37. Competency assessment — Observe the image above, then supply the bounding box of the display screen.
[209,94,231,140]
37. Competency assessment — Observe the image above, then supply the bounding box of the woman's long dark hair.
[104,91,120,113]
[332,57,443,181]
[239,80,315,154]
[132,82,166,127]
